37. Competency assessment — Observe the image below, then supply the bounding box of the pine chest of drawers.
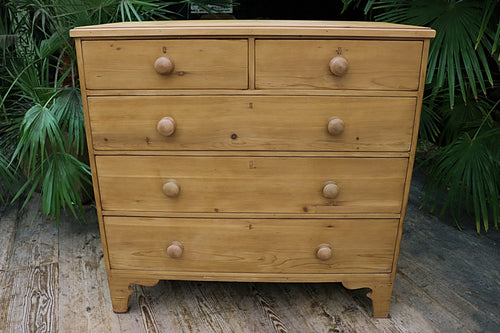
[71,20,434,317]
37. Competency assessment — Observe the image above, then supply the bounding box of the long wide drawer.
[255,39,422,90]
[88,96,416,152]
[81,39,248,90]
[105,217,399,274]
[96,156,407,214]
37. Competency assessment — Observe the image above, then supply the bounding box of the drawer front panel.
[82,39,248,89]
[105,217,399,274]
[88,96,416,152]
[96,156,407,214]
[255,40,422,90]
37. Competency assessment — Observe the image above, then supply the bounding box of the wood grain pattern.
[57,210,121,333]
[120,282,184,333]
[348,286,443,333]
[82,39,248,90]
[135,286,161,333]
[395,261,477,332]
[1,196,59,270]
[93,150,409,158]
[107,270,394,283]
[302,283,383,332]
[104,217,398,274]
[107,276,159,313]
[88,96,416,152]
[220,283,284,332]
[96,156,407,214]
[0,265,58,333]
[256,39,422,90]
[0,204,18,271]
[0,195,59,333]
[69,20,436,39]
[168,281,252,333]
[251,285,293,333]
[84,88,419,97]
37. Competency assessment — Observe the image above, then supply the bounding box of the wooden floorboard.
[219,281,281,332]
[0,175,499,332]
[0,202,18,272]
[287,283,381,333]
[0,196,59,333]
[57,207,121,333]
[402,179,500,332]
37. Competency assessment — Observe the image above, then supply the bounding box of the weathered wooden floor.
[0,174,499,333]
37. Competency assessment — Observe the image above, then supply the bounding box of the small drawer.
[82,39,248,89]
[105,217,399,274]
[88,96,416,152]
[96,156,407,214]
[255,39,422,90]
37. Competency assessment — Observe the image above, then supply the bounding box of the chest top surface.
[70,20,435,39]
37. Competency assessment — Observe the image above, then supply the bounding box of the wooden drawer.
[82,39,248,90]
[96,156,407,214]
[255,40,422,90]
[105,217,399,274]
[88,96,416,152]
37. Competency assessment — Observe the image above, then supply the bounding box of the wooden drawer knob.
[154,56,174,75]
[327,117,345,135]
[323,181,340,199]
[329,56,348,77]
[163,179,180,198]
[157,117,176,137]
[167,241,184,258]
[316,244,333,261]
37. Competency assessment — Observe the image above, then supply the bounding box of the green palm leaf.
[0,151,17,206]
[419,96,442,144]
[422,128,500,232]
[52,87,85,154]
[12,152,92,227]
[12,101,66,174]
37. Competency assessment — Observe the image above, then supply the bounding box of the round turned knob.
[157,117,176,137]
[323,181,340,199]
[329,56,349,77]
[167,241,184,258]
[163,179,180,198]
[316,244,333,261]
[154,56,174,75]
[327,117,345,136]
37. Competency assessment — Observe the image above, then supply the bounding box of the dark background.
[186,0,366,21]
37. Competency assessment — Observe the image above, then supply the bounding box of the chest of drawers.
[71,20,434,318]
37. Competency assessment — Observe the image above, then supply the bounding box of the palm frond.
[39,29,69,58]
[419,96,441,143]
[341,0,376,15]
[437,89,492,145]
[0,150,17,206]
[52,87,85,154]
[422,128,500,232]
[12,152,92,226]
[12,101,66,174]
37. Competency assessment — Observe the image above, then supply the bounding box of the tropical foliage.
[0,0,231,225]
[343,0,500,232]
